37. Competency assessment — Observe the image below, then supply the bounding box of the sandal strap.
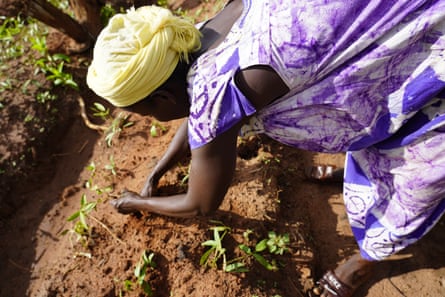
[316,270,353,297]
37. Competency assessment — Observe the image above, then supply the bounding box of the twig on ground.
[8,259,31,272]
[89,215,125,245]
[77,96,108,132]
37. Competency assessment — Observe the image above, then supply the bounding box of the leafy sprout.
[90,102,110,121]
[105,112,134,147]
[62,194,98,247]
[200,225,231,269]
[122,250,157,296]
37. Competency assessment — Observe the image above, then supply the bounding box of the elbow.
[199,204,219,216]
[196,196,224,216]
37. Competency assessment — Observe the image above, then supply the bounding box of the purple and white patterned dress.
[187,0,445,261]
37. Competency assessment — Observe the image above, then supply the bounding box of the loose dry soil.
[1,2,445,296]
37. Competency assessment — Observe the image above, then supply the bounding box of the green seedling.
[225,230,290,273]
[35,53,78,90]
[36,90,57,103]
[104,155,117,176]
[0,16,27,60]
[123,250,157,296]
[156,0,168,7]
[84,161,97,190]
[135,251,156,295]
[90,102,110,121]
[105,112,134,147]
[225,242,278,273]
[0,79,14,92]
[178,163,191,185]
[85,161,114,195]
[30,34,47,55]
[257,231,290,255]
[100,4,116,26]
[200,225,231,269]
[62,192,123,247]
[62,194,97,247]
[149,121,168,137]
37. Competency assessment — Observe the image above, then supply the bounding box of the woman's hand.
[140,172,160,197]
[110,189,145,214]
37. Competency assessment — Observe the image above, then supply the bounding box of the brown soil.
[1,2,445,297]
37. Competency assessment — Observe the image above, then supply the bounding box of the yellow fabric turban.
[86,5,201,107]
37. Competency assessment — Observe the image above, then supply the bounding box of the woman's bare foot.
[110,189,148,214]
[310,253,376,297]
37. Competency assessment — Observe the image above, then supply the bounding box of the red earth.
[1,2,445,297]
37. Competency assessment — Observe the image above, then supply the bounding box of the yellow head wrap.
[86,5,201,107]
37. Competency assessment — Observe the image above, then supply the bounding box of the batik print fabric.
[187,0,445,260]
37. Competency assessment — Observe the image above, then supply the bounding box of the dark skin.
[114,0,290,217]
[112,0,375,296]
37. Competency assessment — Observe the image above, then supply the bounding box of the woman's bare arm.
[113,122,241,217]
[140,119,190,197]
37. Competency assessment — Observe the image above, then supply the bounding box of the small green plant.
[259,231,290,255]
[90,102,111,121]
[35,53,78,90]
[100,4,116,26]
[62,194,98,247]
[224,230,290,273]
[200,224,231,269]
[62,191,123,248]
[0,79,14,92]
[178,163,191,185]
[105,112,134,147]
[30,34,47,55]
[84,161,97,189]
[104,155,117,176]
[36,90,57,103]
[0,16,27,61]
[85,161,114,195]
[149,121,168,137]
[156,0,168,7]
[122,250,157,296]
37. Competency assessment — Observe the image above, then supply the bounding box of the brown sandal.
[309,270,353,297]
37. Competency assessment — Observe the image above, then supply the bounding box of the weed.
[30,34,47,55]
